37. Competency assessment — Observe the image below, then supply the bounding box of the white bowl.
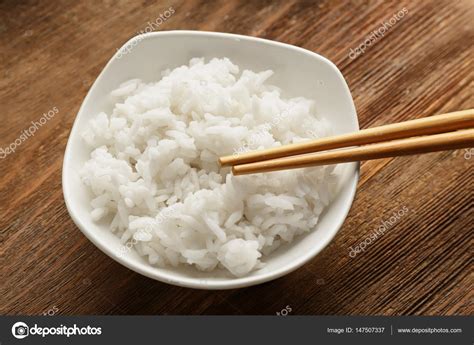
[62,31,359,289]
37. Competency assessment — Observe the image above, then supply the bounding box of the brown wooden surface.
[0,0,472,315]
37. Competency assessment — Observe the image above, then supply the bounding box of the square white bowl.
[62,31,359,289]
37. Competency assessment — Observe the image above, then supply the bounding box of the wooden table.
[1,0,472,315]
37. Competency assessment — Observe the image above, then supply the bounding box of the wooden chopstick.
[231,128,474,175]
[219,109,474,166]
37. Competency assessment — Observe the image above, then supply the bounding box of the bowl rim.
[62,30,360,290]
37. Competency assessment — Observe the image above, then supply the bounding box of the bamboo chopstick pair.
[219,109,474,175]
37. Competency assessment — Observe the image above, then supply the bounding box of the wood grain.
[0,0,472,316]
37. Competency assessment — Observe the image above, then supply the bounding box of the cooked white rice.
[80,57,338,277]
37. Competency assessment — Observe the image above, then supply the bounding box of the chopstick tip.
[218,155,231,166]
